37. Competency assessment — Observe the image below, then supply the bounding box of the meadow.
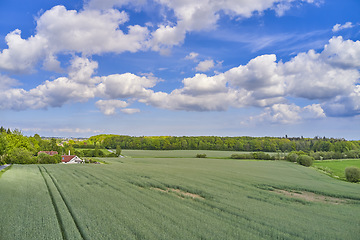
[313,159,360,180]
[0,150,359,239]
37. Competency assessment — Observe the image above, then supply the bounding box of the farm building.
[61,155,84,164]
[38,151,58,156]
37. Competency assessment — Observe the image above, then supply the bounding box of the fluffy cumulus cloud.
[142,36,360,120]
[83,0,320,51]
[0,29,47,72]
[322,86,360,117]
[0,74,19,90]
[1,0,360,124]
[1,35,360,122]
[195,60,215,72]
[96,73,157,99]
[95,99,129,115]
[148,0,320,51]
[250,103,325,124]
[0,57,155,113]
[0,5,149,72]
[0,0,321,72]
[321,36,360,69]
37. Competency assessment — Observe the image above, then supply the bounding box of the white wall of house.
[64,156,84,164]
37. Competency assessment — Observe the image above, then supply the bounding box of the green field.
[313,159,360,180]
[121,149,280,158]
[0,150,359,239]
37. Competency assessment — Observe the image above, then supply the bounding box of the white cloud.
[0,58,156,112]
[284,49,359,99]
[95,99,129,115]
[96,73,157,99]
[185,52,199,60]
[143,37,360,118]
[36,5,149,55]
[225,54,285,98]
[0,74,19,90]
[182,73,227,95]
[1,34,360,122]
[250,103,325,124]
[68,57,99,83]
[0,1,321,72]
[150,24,186,53]
[55,128,103,134]
[84,0,147,10]
[303,104,326,118]
[332,22,354,32]
[0,29,47,72]
[142,90,237,111]
[129,0,319,51]
[0,5,149,73]
[321,36,360,69]
[322,86,360,117]
[195,60,215,72]
[120,108,141,114]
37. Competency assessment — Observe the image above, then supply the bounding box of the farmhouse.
[61,155,84,164]
[38,151,58,156]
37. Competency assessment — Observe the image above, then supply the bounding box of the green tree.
[94,144,100,157]
[7,148,35,164]
[116,145,122,157]
[0,134,7,156]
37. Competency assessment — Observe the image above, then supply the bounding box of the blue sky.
[0,0,360,139]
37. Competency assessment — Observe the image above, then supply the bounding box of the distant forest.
[78,134,360,153]
[2,126,360,165]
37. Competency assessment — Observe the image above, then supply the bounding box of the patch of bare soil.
[152,187,204,200]
[273,189,348,205]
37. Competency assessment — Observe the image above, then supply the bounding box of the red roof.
[38,151,58,156]
[61,155,77,163]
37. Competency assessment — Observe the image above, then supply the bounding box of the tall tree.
[116,145,122,157]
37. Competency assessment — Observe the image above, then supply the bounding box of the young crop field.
[313,159,360,180]
[121,149,280,158]
[0,150,359,239]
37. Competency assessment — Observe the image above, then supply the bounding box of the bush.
[7,148,36,164]
[196,154,207,158]
[231,154,253,159]
[345,167,360,183]
[231,152,274,160]
[253,152,274,160]
[286,153,298,162]
[37,153,61,164]
[297,155,314,167]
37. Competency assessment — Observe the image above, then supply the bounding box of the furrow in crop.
[42,167,89,240]
[38,166,67,240]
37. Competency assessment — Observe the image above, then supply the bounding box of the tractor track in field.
[39,166,88,240]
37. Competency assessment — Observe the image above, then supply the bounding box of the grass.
[0,150,359,239]
[313,159,360,180]
[121,149,279,159]
[0,164,11,178]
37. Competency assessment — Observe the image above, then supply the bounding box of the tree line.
[79,134,360,153]
[2,127,360,165]
[0,127,122,165]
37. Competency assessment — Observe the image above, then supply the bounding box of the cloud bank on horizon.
[0,0,359,137]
